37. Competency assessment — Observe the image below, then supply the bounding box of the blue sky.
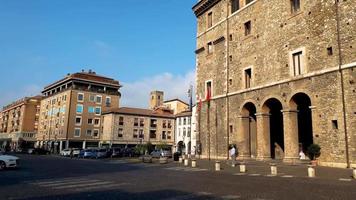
[0,0,197,108]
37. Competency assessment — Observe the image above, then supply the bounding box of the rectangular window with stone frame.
[245,68,252,88]
[244,21,251,36]
[207,12,213,28]
[231,0,240,14]
[291,0,301,14]
[292,51,303,76]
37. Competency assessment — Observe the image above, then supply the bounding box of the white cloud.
[0,84,42,109]
[120,70,196,108]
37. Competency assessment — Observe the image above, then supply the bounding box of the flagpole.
[215,102,218,160]
[207,101,210,161]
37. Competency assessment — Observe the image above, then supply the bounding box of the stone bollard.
[308,165,315,178]
[184,158,189,166]
[270,163,277,175]
[239,162,246,173]
[215,161,221,171]
[192,159,197,168]
[179,157,183,163]
[353,167,356,179]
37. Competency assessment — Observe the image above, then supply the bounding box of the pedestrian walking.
[230,145,236,167]
[70,149,74,159]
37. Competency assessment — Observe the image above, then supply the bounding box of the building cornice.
[192,0,221,17]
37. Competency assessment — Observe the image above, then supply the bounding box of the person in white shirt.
[230,146,236,166]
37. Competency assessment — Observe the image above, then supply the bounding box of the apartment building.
[193,0,355,167]
[102,107,175,147]
[0,96,42,151]
[174,105,198,155]
[163,99,189,115]
[36,70,121,152]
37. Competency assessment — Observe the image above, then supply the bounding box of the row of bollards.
[178,157,356,179]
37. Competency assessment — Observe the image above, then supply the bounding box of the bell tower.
[149,91,164,109]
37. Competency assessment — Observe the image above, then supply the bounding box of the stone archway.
[290,93,313,153]
[177,141,185,154]
[239,102,257,158]
[262,98,284,159]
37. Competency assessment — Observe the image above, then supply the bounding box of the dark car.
[29,148,50,155]
[78,149,95,158]
[110,148,122,157]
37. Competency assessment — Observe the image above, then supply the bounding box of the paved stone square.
[1,154,356,200]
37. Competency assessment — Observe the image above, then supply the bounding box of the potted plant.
[307,144,321,166]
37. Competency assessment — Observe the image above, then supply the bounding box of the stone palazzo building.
[36,70,121,152]
[193,0,355,167]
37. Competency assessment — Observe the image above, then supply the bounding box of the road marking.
[233,173,246,176]
[42,179,100,187]
[339,178,352,182]
[32,178,88,185]
[53,181,113,190]
[265,174,277,177]
[196,191,213,196]
[73,183,129,192]
[221,195,241,199]
[165,167,208,172]
[281,175,293,178]
[248,174,261,176]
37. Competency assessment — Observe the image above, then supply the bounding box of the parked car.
[94,148,108,159]
[111,148,122,157]
[78,149,95,158]
[150,150,172,158]
[60,149,71,156]
[0,153,20,170]
[30,148,50,155]
[72,148,81,157]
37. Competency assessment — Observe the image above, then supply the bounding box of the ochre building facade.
[193,0,355,168]
[36,70,121,152]
[0,96,42,150]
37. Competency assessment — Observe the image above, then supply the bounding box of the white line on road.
[281,175,294,178]
[41,179,100,187]
[73,183,130,192]
[339,178,352,182]
[248,174,261,176]
[32,178,89,185]
[233,173,246,176]
[53,181,113,190]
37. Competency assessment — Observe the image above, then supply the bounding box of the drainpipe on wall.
[225,0,231,160]
[335,0,350,168]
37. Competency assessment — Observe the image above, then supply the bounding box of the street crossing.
[165,166,208,172]
[29,177,129,192]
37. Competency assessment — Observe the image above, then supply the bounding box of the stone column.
[59,141,63,152]
[82,141,86,149]
[282,110,299,163]
[65,140,69,149]
[237,116,251,158]
[256,113,271,160]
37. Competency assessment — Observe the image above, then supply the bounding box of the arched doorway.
[177,141,185,154]
[290,93,313,153]
[187,141,191,154]
[241,102,257,158]
[263,98,284,159]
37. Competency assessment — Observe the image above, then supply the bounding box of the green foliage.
[307,144,321,160]
[156,142,169,151]
[146,142,154,154]
[134,142,155,155]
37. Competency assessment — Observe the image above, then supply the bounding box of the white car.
[0,154,20,170]
[60,149,71,156]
